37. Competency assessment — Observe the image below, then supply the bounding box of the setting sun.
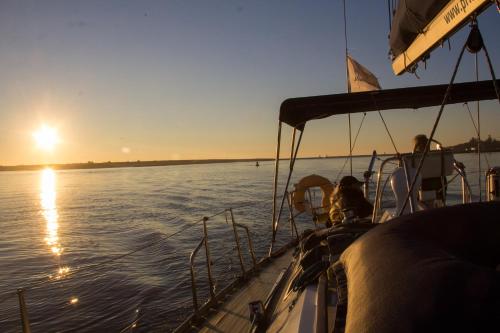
[33,125,60,152]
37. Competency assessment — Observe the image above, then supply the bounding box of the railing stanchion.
[286,191,299,239]
[229,209,246,276]
[189,238,205,318]
[454,162,472,204]
[202,217,216,303]
[17,288,31,333]
[245,226,257,270]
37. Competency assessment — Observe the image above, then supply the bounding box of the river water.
[1,153,498,332]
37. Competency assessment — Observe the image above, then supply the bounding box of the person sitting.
[411,134,448,207]
[413,134,428,153]
[329,176,373,225]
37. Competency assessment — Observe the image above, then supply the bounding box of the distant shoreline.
[2,151,496,172]
[0,155,373,172]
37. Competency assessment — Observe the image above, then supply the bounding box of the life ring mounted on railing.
[292,174,334,213]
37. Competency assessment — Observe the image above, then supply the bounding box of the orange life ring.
[292,174,334,213]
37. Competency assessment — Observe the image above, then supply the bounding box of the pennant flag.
[347,56,381,92]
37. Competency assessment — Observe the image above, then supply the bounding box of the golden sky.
[0,2,499,166]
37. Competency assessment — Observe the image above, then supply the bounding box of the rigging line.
[476,51,482,201]
[463,102,479,134]
[387,0,392,32]
[348,114,353,175]
[399,36,468,216]
[378,111,399,154]
[23,209,232,290]
[371,94,399,154]
[469,19,500,199]
[343,0,352,175]
[275,128,304,238]
[463,102,490,169]
[22,201,265,291]
[447,173,461,185]
[270,122,282,253]
[334,113,367,183]
[48,200,265,282]
[74,213,260,295]
[481,41,500,103]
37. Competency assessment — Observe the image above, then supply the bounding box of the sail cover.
[389,0,450,58]
[279,79,499,129]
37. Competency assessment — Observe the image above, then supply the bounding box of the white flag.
[347,56,381,92]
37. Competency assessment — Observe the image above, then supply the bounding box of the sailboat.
[168,1,500,332]
[5,2,498,333]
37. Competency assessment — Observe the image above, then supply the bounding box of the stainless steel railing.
[189,235,206,316]
[189,216,216,318]
[189,209,259,319]
[227,208,257,272]
[17,288,31,333]
[372,155,473,222]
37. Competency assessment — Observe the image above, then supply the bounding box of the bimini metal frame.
[270,126,304,255]
[271,51,499,256]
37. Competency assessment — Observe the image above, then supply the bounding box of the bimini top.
[279,79,499,129]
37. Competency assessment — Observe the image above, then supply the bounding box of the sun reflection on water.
[40,168,70,279]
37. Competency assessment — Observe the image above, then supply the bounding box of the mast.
[476,52,482,201]
[343,0,353,175]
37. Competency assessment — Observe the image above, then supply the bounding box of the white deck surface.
[195,249,294,332]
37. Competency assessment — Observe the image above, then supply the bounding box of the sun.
[33,125,60,152]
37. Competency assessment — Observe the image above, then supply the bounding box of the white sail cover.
[347,56,381,92]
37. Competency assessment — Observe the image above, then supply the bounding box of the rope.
[481,42,500,102]
[463,102,479,134]
[334,113,367,183]
[21,202,265,291]
[399,34,468,216]
[475,51,482,201]
[463,102,490,169]
[2,201,269,332]
[447,173,460,184]
[378,111,399,154]
[348,114,353,175]
[343,0,352,175]
[369,93,399,154]
[387,0,392,32]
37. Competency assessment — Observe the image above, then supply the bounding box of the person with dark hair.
[413,134,428,153]
[329,176,373,225]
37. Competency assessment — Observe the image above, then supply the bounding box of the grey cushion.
[340,202,500,333]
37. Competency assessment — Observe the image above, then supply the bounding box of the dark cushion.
[340,202,500,333]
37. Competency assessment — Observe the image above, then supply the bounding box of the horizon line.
[0,154,382,172]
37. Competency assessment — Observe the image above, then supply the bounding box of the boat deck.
[194,248,294,332]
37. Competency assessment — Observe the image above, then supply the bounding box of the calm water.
[1,153,499,332]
